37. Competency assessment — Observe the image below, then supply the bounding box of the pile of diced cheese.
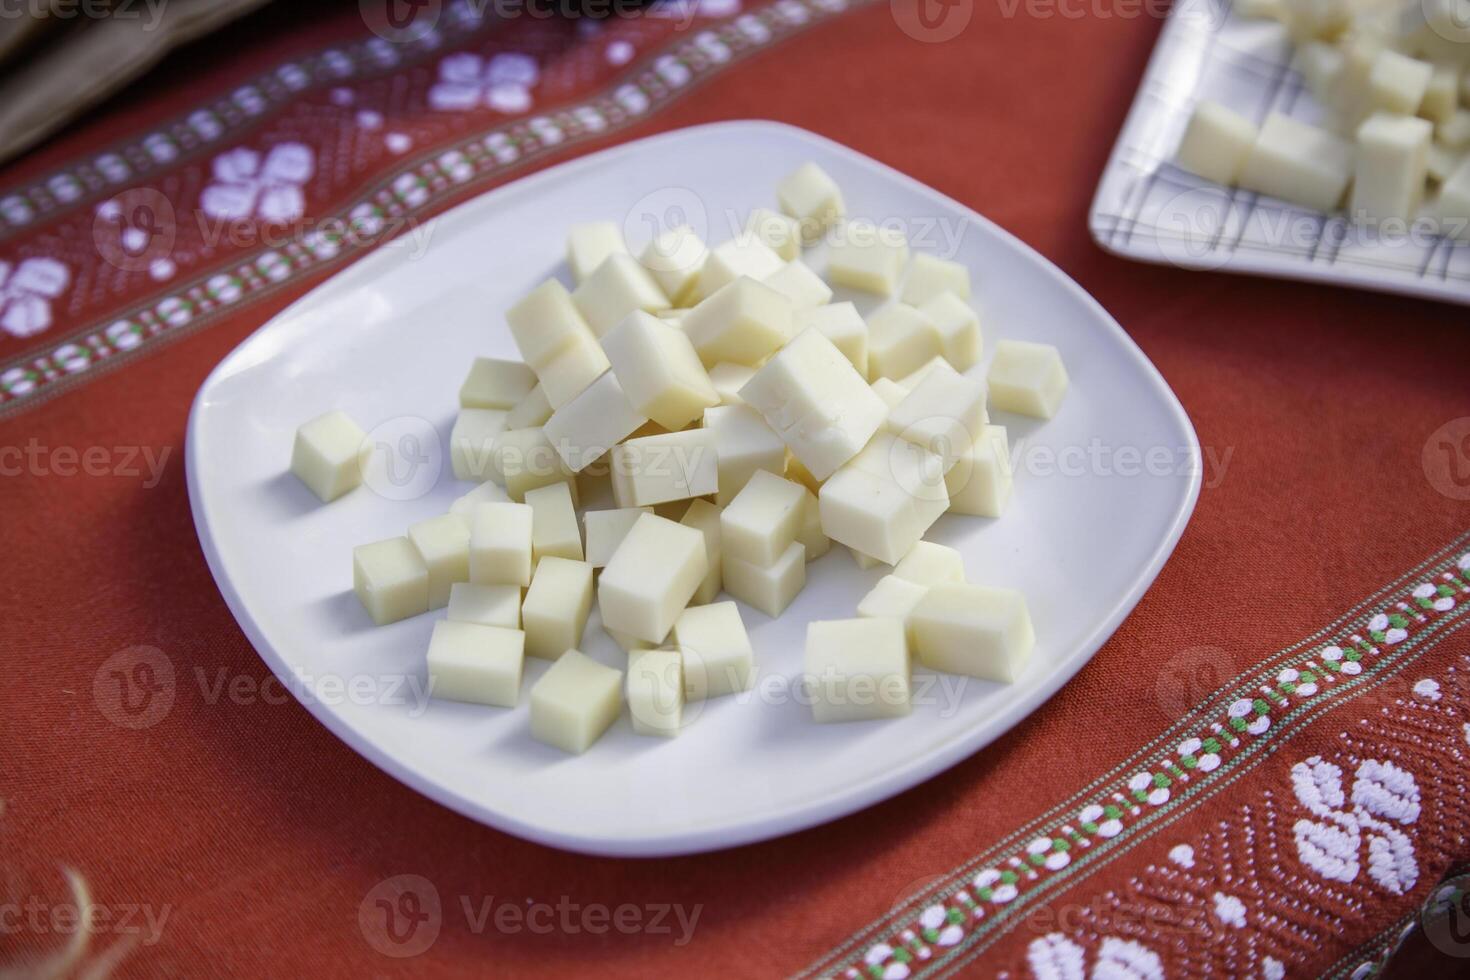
[1175,0,1470,226]
[289,162,1069,754]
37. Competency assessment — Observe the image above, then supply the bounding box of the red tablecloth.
[3,1,1469,976]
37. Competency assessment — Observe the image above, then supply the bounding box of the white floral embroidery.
[428,52,538,114]
[200,144,314,223]
[1291,756,1420,894]
[1027,933,1164,980]
[1213,892,1246,928]
[1167,844,1194,868]
[0,258,70,338]
[1414,678,1442,701]
[1262,956,1285,980]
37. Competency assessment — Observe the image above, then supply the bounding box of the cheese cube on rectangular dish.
[1237,112,1353,212]
[1351,112,1431,223]
[827,222,909,296]
[682,276,793,367]
[447,582,521,629]
[723,541,805,618]
[530,649,622,754]
[542,369,647,472]
[804,617,910,723]
[602,311,719,430]
[638,224,707,306]
[794,302,867,377]
[408,513,471,609]
[582,506,653,567]
[610,428,720,507]
[867,303,942,382]
[672,600,753,700]
[470,501,534,587]
[912,584,1034,682]
[459,357,537,410]
[918,291,981,372]
[680,498,725,606]
[522,557,594,659]
[627,648,684,737]
[427,621,524,707]
[820,434,949,565]
[571,253,669,336]
[1174,101,1258,187]
[494,426,578,501]
[697,237,786,299]
[777,162,845,244]
[450,408,507,483]
[1368,50,1433,115]
[857,574,928,645]
[354,537,429,625]
[567,221,627,283]
[537,328,611,410]
[886,359,988,454]
[703,404,786,506]
[708,362,757,405]
[505,279,595,370]
[524,481,582,563]
[987,339,1068,419]
[893,541,965,586]
[720,470,806,567]
[598,514,709,643]
[291,410,366,503]
[901,253,971,307]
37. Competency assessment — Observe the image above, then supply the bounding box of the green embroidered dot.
[1346,648,1362,661]
[1325,660,1341,672]
[1389,614,1407,628]
[1132,789,1149,802]
[1104,805,1123,820]
[1230,717,1248,732]
[869,964,884,979]
[922,927,939,943]
[1369,630,1387,643]
[1054,839,1070,852]
[1299,670,1316,684]
[1281,682,1297,695]
[1252,698,1269,715]
[1081,821,1099,834]
[946,908,963,925]
[1439,584,1455,597]
[1153,772,1171,788]
[1416,597,1433,610]
[1181,754,1198,769]
[1028,853,1045,867]
[977,887,994,901]
[1000,871,1018,885]
[1202,738,1222,753]
[895,948,914,964]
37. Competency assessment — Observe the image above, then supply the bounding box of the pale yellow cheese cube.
[524,481,582,563]
[849,546,887,570]
[672,600,753,700]
[449,481,510,526]
[538,328,611,410]
[819,437,948,565]
[505,382,552,429]
[583,506,653,567]
[353,536,429,625]
[426,621,524,707]
[804,617,910,723]
[797,487,830,561]
[1440,110,1470,149]
[610,428,720,507]
[703,404,786,506]
[1352,112,1431,223]
[719,470,805,567]
[785,451,823,494]
[898,355,949,391]
[892,541,965,586]
[1368,50,1433,115]
[887,359,988,455]
[1429,142,1463,183]
[459,357,537,410]
[450,408,508,482]
[777,161,845,244]
[522,557,594,659]
[566,220,627,283]
[901,253,971,307]
[542,369,647,472]
[722,541,805,618]
[745,207,802,260]
[867,303,942,381]
[793,302,867,377]
[470,501,533,587]
[911,584,1035,682]
[945,424,1013,518]
[291,410,366,503]
[680,498,725,605]
[1281,0,1347,41]
[598,514,708,642]
[1435,157,1470,233]
[682,276,792,367]
[638,224,707,306]
[870,377,910,410]
[856,574,928,646]
[987,339,1069,419]
[571,253,669,337]
[1238,112,1353,212]
[627,647,684,737]
[1175,101,1258,186]
[603,311,719,430]
[708,362,757,405]
[446,582,520,629]
[530,649,622,754]
[763,260,833,309]
[506,279,593,369]
[1423,64,1461,128]
[696,237,786,299]
[408,513,471,608]
[1292,42,1344,103]
[493,427,578,502]
[827,222,909,296]
[918,291,981,371]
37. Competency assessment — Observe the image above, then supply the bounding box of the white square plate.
[188,121,1199,856]
[1092,0,1470,304]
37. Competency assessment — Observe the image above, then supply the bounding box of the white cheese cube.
[1292,41,1344,103]
[911,584,1035,682]
[459,357,537,410]
[1237,0,1283,20]
[785,451,823,494]
[848,431,951,515]
[797,487,830,561]
[426,621,525,708]
[610,428,720,507]
[598,514,708,642]
[1423,64,1461,128]
[763,260,833,309]
[738,327,888,481]
[918,292,981,371]
[680,498,725,605]
[538,329,611,410]
[522,557,594,659]
[638,224,707,306]
[901,253,971,307]
[887,360,988,456]
[987,339,1069,419]
[408,513,471,608]
[291,410,366,503]
[603,311,719,430]
[827,222,909,296]
[627,647,684,737]
[494,426,577,501]
[506,279,594,369]
[1351,112,1432,223]
[945,424,1013,517]
[682,276,793,367]
[1282,0,1347,41]
[447,582,520,629]
[530,649,622,754]
[1238,112,1353,212]
[1368,50,1433,115]
[696,237,786,299]
[524,481,582,563]
[505,382,553,429]
[1441,110,1470,149]
[571,253,669,336]
[719,470,806,566]
[606,626,660,653]
[892,540,965,586]
[672,600,753,700]
[867,303,942,381]
[1175,101,1258,186]
[1436,157,1470,231]
[857,574,928,645]
[567,220,627,283]
[819,445,947,565]
[849,545,887,570]
[794,302,867,377]
[1429,142,1463,183]
[898,355,949,391]
[353,537,429,625]
[870,377,910,409]
[583,506,654,567]
[804,618,910,723]
[745,207,802,260]
[449,481,510,526]
[723,541,805,618]
[777,162,845,244]
[470,501,533,587]
[542,369,647,472]
[708,362,757,405]
[703,404,786,506]
[450,408,508,482]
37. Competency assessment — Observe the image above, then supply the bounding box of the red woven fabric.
[2,1,1469,977]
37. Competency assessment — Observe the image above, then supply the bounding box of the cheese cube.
[911,584,1035,682]
[739,327,888,481]
[703,404,786,506]
[1368,50,1433,115]
[682,277,792,367]
[696,237,786,299]
[867,303,942,381]
[901,253,971,307]
[849,431,951,514]
[450,408,508,482]
[827,222,909,296]
[426,621,525,708]
[567,220,627,283]
[672,600,753,699]
[777,162,845,244]
[353,537,429,625]
[1238,113,1353,212]
[988,340,1069,419]
[764,260,833,309]
[449,480,510,526]
[945,424,1013,517]
[598,514,708,642]
[494,427,578,501]
[793,302,867,377]
[849,546,887,570]
[542,369,647,472]
[627,648,684,737]
[892,541,965,586]
[638,224,707,306]
[899,355,949,391]
[1429,142,1463,183]
[723,541,805,617]
[571,253,669,337]
[408,513,471,608]
[1441,110,1470,149]
[524,481,582,563]
[745,207,802,260]
[708,362,757,405]
[538,328,611,410]
[530,649,622,754]
[583,506,654,567]
[470,501,533,587]
[857,575,928,645]
[1282,0,1347,41]
[819,439,948,565]
[1175,101,1258,186]
[680,498,725,605]
[1292,41,1344,103]
[291,410,366,502]
[918,292,981,371]
[1351,112,1432,223]
[522,557,594,659]
[1423,64,1461,128]
[1437,157,1470,231]
[870,377,910,409]
[797,487,830,561]
[719,470,806,566]
[447,582,520,629]
[610,428,720,507]
[506,279,594,369]
[606,626,659,653]
[887,360,988,455]
[785,451,823,494]
[603,311,719,430]
[804,618,910,723]
[505,382,553,429]
[459,357,536,410]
